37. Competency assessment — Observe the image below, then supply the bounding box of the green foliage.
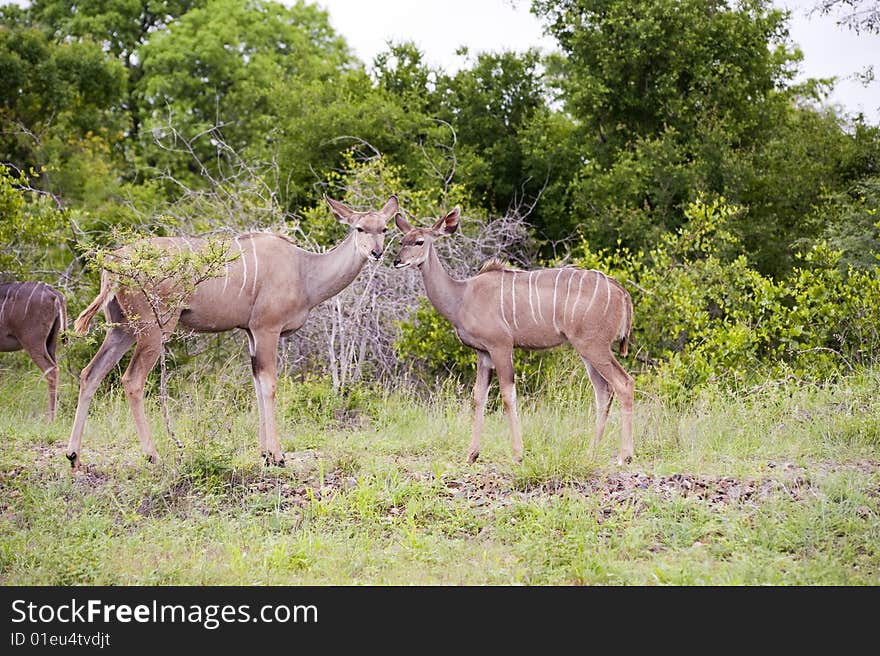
[0,17,127,205]
[31,0,204,64]
[278,375,381,430]
[533,0,797,158]
[434,48,550,215]
[3,0,880,404]
[574,197,880,399]
[372,41,438,115]
[728,106,877,275]
[0,165,68,278]
[272,43,476,211]
[569,126,697,249]
[528,0,877,277]
[819,175,880,271]
[136,0,351,186]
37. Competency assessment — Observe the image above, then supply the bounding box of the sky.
[314,0,880,123]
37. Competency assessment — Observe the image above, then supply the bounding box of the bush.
[573,196,880,400]
[0,165,69,279]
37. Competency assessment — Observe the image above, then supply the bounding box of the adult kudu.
[0,281,67,420]
[393,208,635,465]
[67,195,398,469]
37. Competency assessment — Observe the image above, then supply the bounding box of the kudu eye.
[356,226,365,233]
[415,239,424,245]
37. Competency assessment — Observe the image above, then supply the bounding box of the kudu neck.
[302,231,368,307]
[419,245,464,324]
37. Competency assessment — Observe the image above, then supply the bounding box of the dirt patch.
[429,466,823,521]
[7,446,875,522]
[214,457,831,522]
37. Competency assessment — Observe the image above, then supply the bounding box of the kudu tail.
[73,271,111,336]
[618,288,633,358]
[57,293,68,344]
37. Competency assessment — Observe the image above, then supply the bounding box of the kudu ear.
[325,196,357,225]
[431,207,460,237]
[379,195,399,221]
[395,212,414,234]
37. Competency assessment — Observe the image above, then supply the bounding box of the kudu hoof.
[146,454,160,465]
[617,453,633,466]
[466,451,480,464]
[65,451,80,470]
[263,453,285,468]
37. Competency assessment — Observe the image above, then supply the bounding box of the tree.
[0,11,127,205]
[528,0,874,275]
[435,48,551,216]
[135,0,352,188]
[0,166,68,280]
[372,41,439,116]
[533,0,798,159]
[29,0,206,138]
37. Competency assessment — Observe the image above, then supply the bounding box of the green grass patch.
[0,359,878,584]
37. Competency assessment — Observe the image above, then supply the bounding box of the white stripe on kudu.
[602,272,611,315]
[499,271,510,331]
[23,283,41,317]
[582,269,602,319]
[552,269,563,332]
[510,272,519,329]
[0,286,13,321]
[237,238,248,297]
[527,271,538,324]
[221,238,236,293]
[250,237,259,296]
[535,270,545,322]
[568,269,588,323]
[563,268,575,325]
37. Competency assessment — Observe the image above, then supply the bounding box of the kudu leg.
[244,330,268,455]
[121,333,164,464]
[66,327,136,469]
[492,349,523,464]
[251,329,284,466]
[19,337,58,422]
[586,355,634,465]
[582,359,614,450]
[466,351,493,463]
[44,314,62,421]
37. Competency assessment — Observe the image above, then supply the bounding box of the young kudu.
[0,281,67,420]
[67,195,398,469]
[393,208,635,465]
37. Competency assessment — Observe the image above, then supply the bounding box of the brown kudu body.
[393,208,635,465]
[67,195,398,469]
[0,281,67,420]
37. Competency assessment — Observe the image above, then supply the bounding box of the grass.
[0,350,878,585]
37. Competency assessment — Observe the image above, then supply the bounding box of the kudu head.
[325,194,399,262]
[392,207,460,269]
